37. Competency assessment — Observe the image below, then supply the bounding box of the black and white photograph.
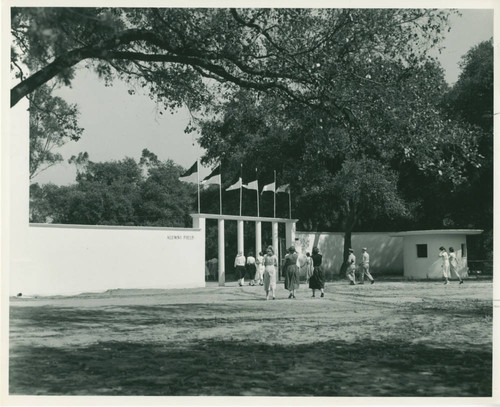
[1,0,497,403]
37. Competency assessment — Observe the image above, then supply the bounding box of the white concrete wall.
[6,99,206,297]
[10,225,205,297]
[295,232,404,275]
[402,234,468,279]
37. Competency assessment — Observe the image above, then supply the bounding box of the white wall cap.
[390,229,483,237]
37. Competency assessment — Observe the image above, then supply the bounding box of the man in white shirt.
[359,248,374,285]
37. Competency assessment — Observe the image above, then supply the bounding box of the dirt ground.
[9,279,492,397]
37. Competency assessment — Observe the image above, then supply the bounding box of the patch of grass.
[9,338,491,396]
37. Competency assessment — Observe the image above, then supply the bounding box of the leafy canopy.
[29,84,83,179]
[12,7,453,123]
[30,149,196,227]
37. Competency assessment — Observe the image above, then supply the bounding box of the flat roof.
[30,223,201,232]
[191,213,298,223]
[390,229,483,237]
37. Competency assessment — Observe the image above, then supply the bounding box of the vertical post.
[239,164,243,217]
[218,218,225,286]
[256,168,260,218]
[255,220,262,256]
[237,219,244,254]
[192,216,206,232]
[197,159,200,214]
[257,190,260,218]
[288,190,291,219]
[272,222,279,255]
[273,170,276,218]
[272,221,279,284]
[285,221,296,249]
[193,216,206,284]
[219,162,222,215]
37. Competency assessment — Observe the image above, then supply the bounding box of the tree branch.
[10,25,350,121]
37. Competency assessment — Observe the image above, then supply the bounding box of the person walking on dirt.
[246,251,257,286]
[309,246,325,297]
[284,246,300,299]
[305,252,314,283]
[448,247,464,284]
[347,248,357,285]
[296,250,308,282]
[255,251,265,286]
[359,248,375,285]
[439,246,450,285]
[263,246,278,300]
[234,251,246,287]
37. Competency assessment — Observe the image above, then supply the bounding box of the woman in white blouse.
[448,247,464,284]
[234,251,246,287]
[439,246,450,285]
[263,246,278,300]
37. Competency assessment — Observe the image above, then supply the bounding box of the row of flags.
[224,177,289,194]
[179,161,291,218]
[180,162,289,193]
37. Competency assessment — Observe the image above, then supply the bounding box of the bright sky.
[31,8,493,186]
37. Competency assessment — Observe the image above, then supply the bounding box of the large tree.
[196,54,483,274]
[30,149,196,226]
[28,84,83,179]
[12,7,453,119]
[439,39,494,259]
[444,39,493,132]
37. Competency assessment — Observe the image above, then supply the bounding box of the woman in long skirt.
[234,250,246,286]
[309,246,325,297]
[255,251,265,286]
[449,247,464,284]
[439,246,450,285]
[263,246,278,300]
[284,246,300,299]
[305,252,314,283]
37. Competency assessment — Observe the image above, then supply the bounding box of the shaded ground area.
[9,280,492,396]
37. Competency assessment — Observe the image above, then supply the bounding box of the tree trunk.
[339,229,352,277]
[339,210,357,278]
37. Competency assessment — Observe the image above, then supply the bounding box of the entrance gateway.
[191,214,298,286]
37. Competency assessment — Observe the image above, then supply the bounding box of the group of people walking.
[346,248,375,285]
[234,245,326,299]
[234,246,278,299]
[234,244,465,298]
[439,246,464,284]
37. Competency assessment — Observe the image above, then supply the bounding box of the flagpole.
[273,170,276,218]
[239,164,243,217]
[256,168,260,218]
[288,188,291,219]
[219,162,222,215]
[196,159,201,214]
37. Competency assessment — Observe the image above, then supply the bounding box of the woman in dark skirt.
[234,250,246,286]
[246,251,257,286]
[309,246,325,297]
[283,246,300,299]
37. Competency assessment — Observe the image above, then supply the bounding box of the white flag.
[276,184,290,193]
[201,165,221,185]
[226,177,242,191]
[243,180,258,190]
[261,182,275,194]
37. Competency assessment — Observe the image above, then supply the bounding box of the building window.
[461,243,467,257]
[416,244,428,258]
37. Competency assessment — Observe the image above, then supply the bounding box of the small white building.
[390,229,483,279]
